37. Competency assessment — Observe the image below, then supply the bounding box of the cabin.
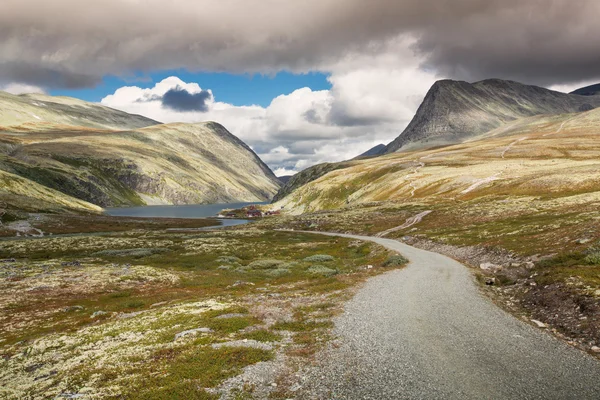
[225,212,237,218]
[246,209,262,218]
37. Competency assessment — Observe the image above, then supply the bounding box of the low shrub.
[383,254,408,267]
[307,265,338,277]
[584,251,600,265]
[216,255,242,264]
[93,248,170,258]
[303,254,335,262]
[264,268,291,277]
[248,259,286,270]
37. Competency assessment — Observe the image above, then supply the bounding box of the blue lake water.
[104,202,268,228]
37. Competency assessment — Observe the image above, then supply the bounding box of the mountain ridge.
[384,78,600,153]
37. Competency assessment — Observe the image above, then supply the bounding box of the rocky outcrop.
[384,79,600,153]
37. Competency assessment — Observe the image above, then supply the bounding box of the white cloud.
[548,79,598,94]
[273,167,297,177]
[101,38,438,173]
[1,83,46,95]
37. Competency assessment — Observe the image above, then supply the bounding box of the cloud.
[101,73,421,173]
[159,87,213,112]
[0,83,46,95]
[1,1,600,89]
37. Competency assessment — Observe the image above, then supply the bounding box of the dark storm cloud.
[327,106,392,127]
[0,62,100,89]
[160,87,212,112]
[1,0,599,88]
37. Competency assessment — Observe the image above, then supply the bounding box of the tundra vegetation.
[0,222,399,399]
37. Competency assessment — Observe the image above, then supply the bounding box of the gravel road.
[299,232,600,399]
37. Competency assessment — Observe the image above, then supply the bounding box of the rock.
[217,265,232,270]
[211,339,273,351]
[480,262,502,272]
[150,301,168,308]
[524,262,535,269]
[510,262,521,267]
[576,238,592,244]
[63,305,84,312]
[531,319,547,328]
[1,258,16,263]
[90,311,108,319]
[61,260,81,267]
[485,278,496,286]
[230,281,255,288]
[215,313,246,319]
[118,311,145,319]
[591,346,600,353]
[174,327,213,340]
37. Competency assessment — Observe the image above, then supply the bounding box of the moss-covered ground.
[0,221,402,399]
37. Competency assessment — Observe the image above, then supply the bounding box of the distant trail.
[501,136,528,158]
[461,175,502,194]
[298,231,600,399]
[403,154,433,198]
[375,210,432,237]
[543,118,572,137]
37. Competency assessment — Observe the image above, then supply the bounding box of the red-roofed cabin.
[246,210,262,218]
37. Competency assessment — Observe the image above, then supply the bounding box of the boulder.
[531,319,547,328]
[174,327,213,341]
[480,262,502,272]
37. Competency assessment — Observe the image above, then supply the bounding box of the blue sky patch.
[50,70,332,107]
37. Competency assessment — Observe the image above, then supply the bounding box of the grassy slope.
[0,91,158,130]
[275,108,600,218]
[0,169,101,214]
[0,91,280,210]
[0,122,281,209]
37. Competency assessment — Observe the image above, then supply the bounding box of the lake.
[104,202,268,228]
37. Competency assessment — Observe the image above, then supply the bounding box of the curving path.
[299,232,600,399]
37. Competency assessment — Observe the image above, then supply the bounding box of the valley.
[2,77,600,399]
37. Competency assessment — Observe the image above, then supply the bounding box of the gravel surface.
[299,233,600,399]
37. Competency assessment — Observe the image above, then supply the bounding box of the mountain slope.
[0,121,280,207]
[0,169,102,213]
[273,107,600,213]
[0,91,159,130]
[0,91,280,209]
[355,144,386,158]
[272,161,352,203]
[571,83,600,96]
[384,79,600,153]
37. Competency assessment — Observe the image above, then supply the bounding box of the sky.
[1,0,600,176]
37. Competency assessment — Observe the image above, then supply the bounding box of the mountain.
[277,175,294,184]
[571,83,600,96]
[273,106,600,213]
[355,144,386,158]
[384,79,600,153]
[272,161,352,203]
[0,92,281,211]
[0,91,158,130]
